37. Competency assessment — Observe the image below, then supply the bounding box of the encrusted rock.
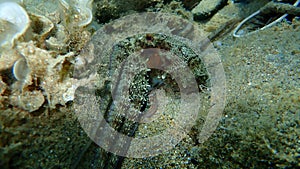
[23,0,61,24]
[0,49,21,71]
[0,0,93,112]
[29,13,54,48]
[14,41,76,108]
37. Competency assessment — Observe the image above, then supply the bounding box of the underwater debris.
[29,13,54,48]
[0,1,30,50]
[0,0,95,112]
[58,0,93,27]
[10,90,45,112]
[0,41,76,111]
[12,57,29,82]
[260,1,300,16]
[45,24,69,53]
[182,0,201,10]
[16,42,76,107]
[94,0,164,24]
[192,0,227,21]
[233,0,300,37]
[11,40,98,110]
[0,49,21,72]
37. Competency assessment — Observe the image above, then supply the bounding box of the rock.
[192,0,228,21]
[182,0,201,10]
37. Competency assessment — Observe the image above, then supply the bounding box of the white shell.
[59,0,93,27]
[76,0,93,27]
[13,57,29,81]
[0,1,30,48]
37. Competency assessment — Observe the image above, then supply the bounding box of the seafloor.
[0,0,299,168]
